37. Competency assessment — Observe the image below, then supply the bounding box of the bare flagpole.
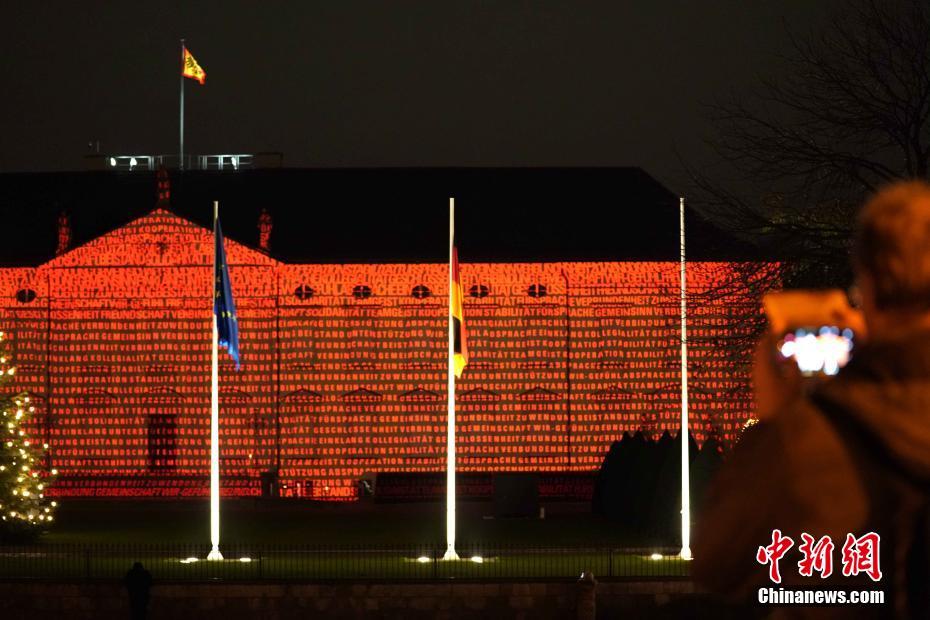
[679,196,692,561]
[179,39,185,171]
[444,197,459,561]
[207,201,223,561]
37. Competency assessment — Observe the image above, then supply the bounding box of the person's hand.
[754,289,866,420]
[752,332,802,421]
[762,290,866,340]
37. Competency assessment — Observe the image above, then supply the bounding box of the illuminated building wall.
[0,209,768,499]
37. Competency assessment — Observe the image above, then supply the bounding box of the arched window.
[527,283,548,298]
[15,289,36,304]
[294,284,315,300]
[352,285,373,299]
[468,284,490,298]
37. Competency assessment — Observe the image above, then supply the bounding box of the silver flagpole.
[179,39,185,171]
[443,197,459,561]
[207,201,223,561]
[679,196,692,560]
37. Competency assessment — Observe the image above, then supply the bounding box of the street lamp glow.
[416,556,431,564]
[470,555,484,564]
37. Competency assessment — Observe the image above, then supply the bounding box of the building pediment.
[398,387,441,401]
[518,386,560,401]
[459,387,500,402]
[283,388,324,403]
[43,209,277,269]
[593,386,634,402]
[341,387,383,403]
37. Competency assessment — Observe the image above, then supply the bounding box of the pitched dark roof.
[0,167,757,266]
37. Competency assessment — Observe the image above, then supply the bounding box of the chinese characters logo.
[757,530,881,583]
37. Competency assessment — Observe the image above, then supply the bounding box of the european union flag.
[214,213,240,370]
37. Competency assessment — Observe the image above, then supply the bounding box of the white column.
[679,197,692,561]
[179,40,185,171]
[443,197,459,561]
[207,202,223,561]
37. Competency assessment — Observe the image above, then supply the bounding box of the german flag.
[451,246,468,378]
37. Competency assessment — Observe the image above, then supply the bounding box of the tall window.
[520,304,561,369]
[595,303,633,368]
[346,306,380,369]
[342,388,383,460]
[143,388,183,473]
[457,388,502,468]
[402,305,442,369]
[397,387,443,466]
[281,389,323,466]
[219,389,255,475]
[282,308,322,373]
[517,387,563,467]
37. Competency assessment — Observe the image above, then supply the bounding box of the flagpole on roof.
[207,200,223,561]
[179,39,185,172]
[444,197,459,561]
[679,196,692,561]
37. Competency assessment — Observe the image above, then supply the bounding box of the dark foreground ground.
[0,500,688,581]
[0,500,731,618]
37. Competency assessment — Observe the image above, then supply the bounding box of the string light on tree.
[0,331,57,540]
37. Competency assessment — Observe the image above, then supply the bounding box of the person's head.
[853,180,930,338]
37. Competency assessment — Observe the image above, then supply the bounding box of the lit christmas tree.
[0,330,57,541]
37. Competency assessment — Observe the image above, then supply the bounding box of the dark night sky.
[3,1,843,191]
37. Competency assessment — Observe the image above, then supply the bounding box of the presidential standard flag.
[182,47,206,84]
[179,41,205,171]
[451,246,468,378]
[214,212,240,369]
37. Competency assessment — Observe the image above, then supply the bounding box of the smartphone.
[777,326,854,376]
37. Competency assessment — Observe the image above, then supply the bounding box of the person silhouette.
[124,562,152,620]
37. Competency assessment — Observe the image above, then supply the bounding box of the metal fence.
[0,543,689,582]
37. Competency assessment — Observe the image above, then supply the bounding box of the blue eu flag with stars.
[214,212,241,370]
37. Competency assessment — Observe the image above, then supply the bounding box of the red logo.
[798,533,834,578]
[756,529,795,583]
[758,530,881,583]
[841,532,882,582]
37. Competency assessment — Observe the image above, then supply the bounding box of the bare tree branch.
[689,0,930,290]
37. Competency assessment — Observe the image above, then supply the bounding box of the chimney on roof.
[156,167,171,207]
[56,211,71,255]
[258,208,273,251]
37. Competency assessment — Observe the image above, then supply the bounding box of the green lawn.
[0,500,690,581]
[0,548,688,581]
[41,499,672,547]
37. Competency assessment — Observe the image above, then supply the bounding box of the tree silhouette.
[691,0,930,289]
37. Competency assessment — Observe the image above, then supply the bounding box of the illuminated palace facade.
[0,208,764,499]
